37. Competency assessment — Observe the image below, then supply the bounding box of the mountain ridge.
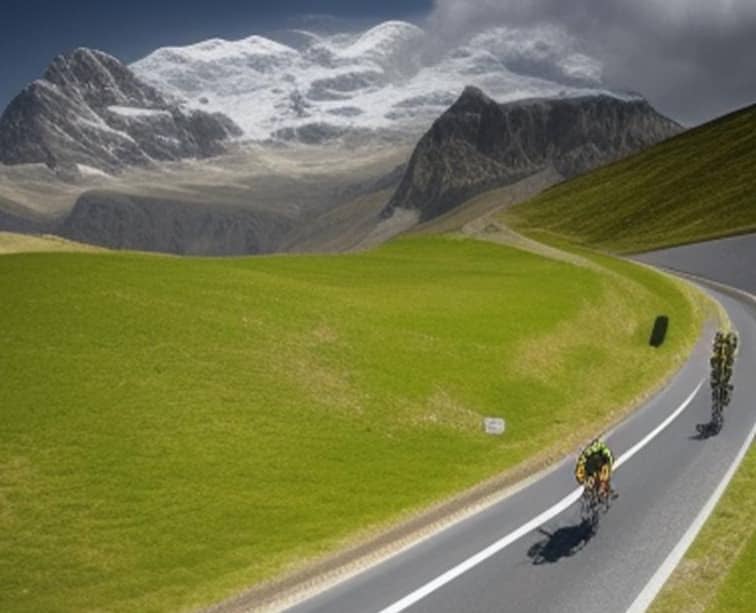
[384,86,682,221]
[0,48,241,176]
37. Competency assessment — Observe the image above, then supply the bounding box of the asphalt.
[635,233,756,294]
[287,239,756,613]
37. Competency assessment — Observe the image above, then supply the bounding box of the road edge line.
[626,420,756,613]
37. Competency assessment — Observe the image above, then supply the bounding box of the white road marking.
[377,379,705,613]
[377,488,583,613]
[626,420,756,613]
[615,381,704,468]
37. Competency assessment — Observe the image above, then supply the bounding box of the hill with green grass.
[502,103,756,253]
[0,237,706,612]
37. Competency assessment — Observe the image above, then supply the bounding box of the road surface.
[287,241,756,613]
[636,233,756,294]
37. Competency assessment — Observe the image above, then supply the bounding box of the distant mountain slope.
[130,20,621,143]
[503,102,756,253]
[384,87,681,221]
[0,192,55,233]
[58,191,296,255]
[0,206,50,234]
[0,48,241,176]
[53,148,408,256]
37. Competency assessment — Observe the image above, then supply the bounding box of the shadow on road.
[691,420,723,440]
[526,519,597,565]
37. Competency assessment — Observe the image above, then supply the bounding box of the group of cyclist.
[699,330,738,436]
[574,329,738,516]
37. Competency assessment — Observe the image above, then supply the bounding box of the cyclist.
[575,438,614,500]
[700,330,739,437]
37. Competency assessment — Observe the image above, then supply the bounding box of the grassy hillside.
[503,103,756,253]
[0,236,705,612]
[650,445,756,613]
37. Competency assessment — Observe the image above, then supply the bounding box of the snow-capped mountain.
[131,20,624,142]
[0,48,241,175]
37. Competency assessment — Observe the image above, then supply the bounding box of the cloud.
[425,0,756,124]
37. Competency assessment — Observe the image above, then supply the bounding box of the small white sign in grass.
[483,417,506,435]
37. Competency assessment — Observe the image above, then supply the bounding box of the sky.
[426,0,756,125]
[1,0,755,125]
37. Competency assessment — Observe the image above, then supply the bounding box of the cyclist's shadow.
[526,518,598,565]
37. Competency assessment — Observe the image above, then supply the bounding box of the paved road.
[288,245,756,613]
[636,233,756,294]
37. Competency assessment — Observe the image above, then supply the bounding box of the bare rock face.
[0,48,241,176]
[55,160,407,256]
[384,87,683,221]
[58,191,296,256]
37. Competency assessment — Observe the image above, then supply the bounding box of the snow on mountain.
[107,105,173,118]
[130,20,630,143]
[77,163,111,177]
[336,21,424,68]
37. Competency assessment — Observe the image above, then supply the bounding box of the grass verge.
[0,235,706,612]
[649,444,756,613]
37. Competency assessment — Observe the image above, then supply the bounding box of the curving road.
[635,233,756,294]
[286,242,756,613]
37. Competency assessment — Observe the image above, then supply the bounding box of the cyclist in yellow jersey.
[575,438,614,499]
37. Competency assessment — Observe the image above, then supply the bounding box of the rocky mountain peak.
[0,48,241,176]
[451,86,497,112]
[384,88,683,221]
[43,48,166,110]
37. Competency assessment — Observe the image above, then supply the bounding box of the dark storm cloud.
[427,0,756,124]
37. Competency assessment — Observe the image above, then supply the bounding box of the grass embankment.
[650,444,756,613]
[0,236,705,612]
[503,103,756,253]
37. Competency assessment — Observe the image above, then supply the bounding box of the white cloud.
[425,0,756,124]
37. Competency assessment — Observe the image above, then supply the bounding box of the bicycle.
[579,469,614,521]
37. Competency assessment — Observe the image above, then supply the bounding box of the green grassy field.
[502,103,756,253]
[649,445,756,613]
[0,236,706,612]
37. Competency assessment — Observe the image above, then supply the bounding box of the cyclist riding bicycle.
[575,438,614,501]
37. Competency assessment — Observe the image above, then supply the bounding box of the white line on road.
[626,419,756,613]
[377,488,583,613]
[615,381,704,469]
[377,380,705,613]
